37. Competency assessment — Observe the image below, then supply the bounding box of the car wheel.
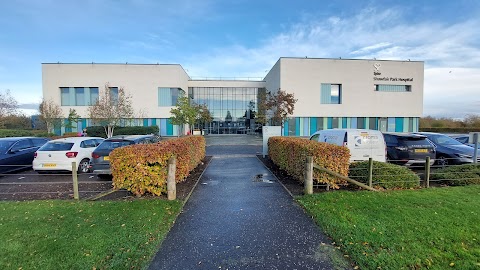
[78,159,90,173]
[437,156,449,167]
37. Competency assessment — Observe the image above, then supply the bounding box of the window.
[321,84,342,104]
[158,88,184,107]
[60,87,101,106]
[109,87,119,104]
[11,139,33,151]
[375,85,411,92]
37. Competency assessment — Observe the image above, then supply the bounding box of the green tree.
[170,96,198,135]
[65,108,80,130]
[39,98,63,133]
[88,84,134,138]
[195,103,213,132]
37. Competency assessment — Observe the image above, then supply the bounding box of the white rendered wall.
[42,63,190,118]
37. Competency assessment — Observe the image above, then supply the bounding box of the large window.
[60,87,100,106]
[321,84,342,104]
[375,84,411,92]
[158,88,184,107]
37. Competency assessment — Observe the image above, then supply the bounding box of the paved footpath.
[149,136,346,270]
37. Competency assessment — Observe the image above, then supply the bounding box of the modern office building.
[42,57,423,136]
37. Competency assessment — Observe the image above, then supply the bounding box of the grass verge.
[0,199,182,269]
[297,186,480,270]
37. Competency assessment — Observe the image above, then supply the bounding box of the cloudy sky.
[1,0,479,117]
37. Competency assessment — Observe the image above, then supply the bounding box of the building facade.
[42,57,423,136]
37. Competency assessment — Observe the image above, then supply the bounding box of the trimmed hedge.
[349,161,420,189]
[110,135,205,196]
[0,129,55,138]
[86,126,160,138]
[268,136,350,189]
[420,127,480,133]
[430,164,480,186]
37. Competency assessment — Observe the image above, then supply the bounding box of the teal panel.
[342,117,347,128]
[295,118,300,136]
[81,119,87,129]
[327,117,332,129]
[320,84,331,104]
[376,85,411,92]
[403,117,410,132]
[143,118,148,127]
[395,118,404,132]
[151,118,157,126]
[310,118,317,135]
[167,119,174,136]
[284,120,289,136]
[64,119,72,133]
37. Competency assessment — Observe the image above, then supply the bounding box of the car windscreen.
[95,140,133,151]
[428,135,464,146]
[399,138,433,147]
[38,142,74,151]
[0,141,14,153]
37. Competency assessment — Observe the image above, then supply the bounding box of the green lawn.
[298,186,480,270]
[0,199,182,270]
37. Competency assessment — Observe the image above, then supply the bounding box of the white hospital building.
[42,57,423,136]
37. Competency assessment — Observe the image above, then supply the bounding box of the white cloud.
[180,7,480,117]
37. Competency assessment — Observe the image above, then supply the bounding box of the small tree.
[65,108,81,130]
[195,103,213,133]
[0,90,19,128]
[257,89,297,129]
[170,96,198,135]
[88,84,134,138]
[39,98,63,133]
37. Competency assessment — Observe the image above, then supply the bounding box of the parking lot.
[0,169,112,200]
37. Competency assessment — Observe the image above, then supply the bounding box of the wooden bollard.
[304,156,313,195]
[167,157,176,200]
[72,161,79,200]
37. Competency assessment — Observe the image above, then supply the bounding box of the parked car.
[0,137,49,174]
[415,132,479,166]
[33,137,104,173]
[90,134,161,177]
[383,133,435,167]
[451,134,480,149]
[310,129,386,162]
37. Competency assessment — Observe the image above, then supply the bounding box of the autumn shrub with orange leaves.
[110,135,206,196]
[268,136,350,189]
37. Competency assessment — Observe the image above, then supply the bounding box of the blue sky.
[1,0,480,117]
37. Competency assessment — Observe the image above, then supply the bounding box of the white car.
[33,137,104,173]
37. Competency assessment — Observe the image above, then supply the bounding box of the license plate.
[415,149,428,153]
[103,156,110,161]
[42,163,57,168]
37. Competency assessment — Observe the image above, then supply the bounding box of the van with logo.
[309,129,386,162]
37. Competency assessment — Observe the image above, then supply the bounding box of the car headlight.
[456,153,472,159]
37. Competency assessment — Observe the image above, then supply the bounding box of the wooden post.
[368,158,373,187]
[424,156,430,188]
[167,157,176,200]
[72,161,79,200]
[473,133,478,164]
[304,156,313,195]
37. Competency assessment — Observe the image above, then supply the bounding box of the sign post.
[262,126,282,158]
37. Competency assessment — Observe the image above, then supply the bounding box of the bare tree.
[257,89,297,129]
[88,84,134,138]
[0,90,19,128]
[39,98,63,133]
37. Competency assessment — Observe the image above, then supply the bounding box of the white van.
[309,129,386,162]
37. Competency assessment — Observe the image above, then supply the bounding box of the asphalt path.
[149,135,347,269]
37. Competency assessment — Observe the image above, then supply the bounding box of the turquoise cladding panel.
[327,117,333,129]
[284,120,289,136]
[395,118,404,132]
[143,119,148,127]
[167,119,174,136]
[310,118,317,135]
[342,118,347,128]
[295,118,300,136]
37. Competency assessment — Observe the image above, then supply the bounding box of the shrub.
[110,135,205,196]
[86,126,160,138]
[268,136,350,189]
[430,164,480,186]
[0,129,54,138]
[349,161,420,189]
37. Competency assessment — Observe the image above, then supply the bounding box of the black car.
[415,132,479,166]
[0,137,49,174]
[90,134,161,177]
[383,133,435,167]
